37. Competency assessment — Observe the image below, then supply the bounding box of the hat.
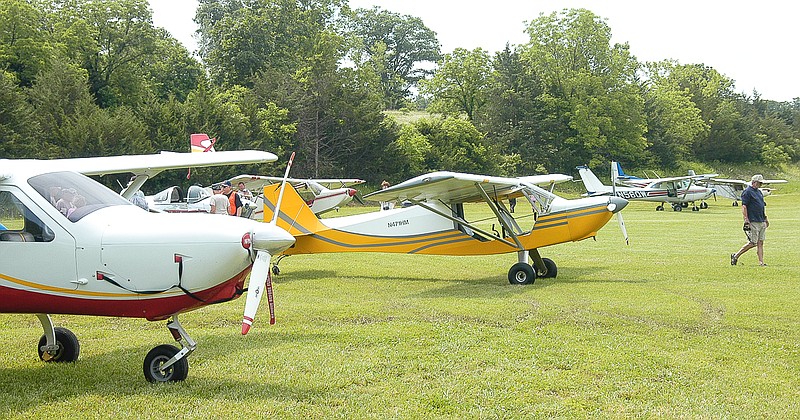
[212,184,222,190]
[751,174,764,183]
[222,181,232,187]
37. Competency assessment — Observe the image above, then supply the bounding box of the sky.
[150,0,799,102]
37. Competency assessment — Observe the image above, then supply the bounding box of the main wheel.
[508,262,536,285]
[539,258,558,278]
[38,327,80,362]
[700,202,708,209]
[673,204,682,212]
[144,344,189,383]
[656,205,664,211]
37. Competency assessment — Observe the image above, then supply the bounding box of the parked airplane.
[577,164,716,211]
[227,175,366,217]
[700,176,788,206]
[0,151,295,382]
[260,171,626,285]
[612,161,718,189]
[146,184,212,213]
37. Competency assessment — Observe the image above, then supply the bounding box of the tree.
[0,70,41,157]
[413,117,496,174]
[522,9,647,169]
[421,48,492,121]
[346,6,440,108]
[0,0,52,87]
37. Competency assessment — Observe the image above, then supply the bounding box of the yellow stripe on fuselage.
[283,203,612,256]
[0,272,174,299]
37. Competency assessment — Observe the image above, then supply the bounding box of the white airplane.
[146,184,212,213]
[577,163,717,211]
[227,175,366,218]
[0,151,296,382]
[700,176,788,206]
[261,171,627,284]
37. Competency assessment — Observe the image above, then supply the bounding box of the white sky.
[150,0,799,102]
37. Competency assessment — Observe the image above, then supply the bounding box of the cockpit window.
[28,171,132,222]
[0,190,54,242]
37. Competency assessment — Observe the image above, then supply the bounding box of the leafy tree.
[0,70,41,157]
[421,48,491,121]
[413,117,495,174]
[0,0,52,87]
[346,6,440,108]
[196,0,343,87]
[522,9,646,169]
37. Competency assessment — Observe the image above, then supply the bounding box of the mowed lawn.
[1,189,799,418]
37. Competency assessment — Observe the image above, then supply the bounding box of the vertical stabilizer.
[261,183,326,236]
[576,166,610,195]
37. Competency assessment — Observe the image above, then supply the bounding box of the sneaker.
[760,263,767,267]
[730,253,738,266]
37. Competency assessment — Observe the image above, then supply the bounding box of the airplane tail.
[576,166,610,195]
[612,161,634,180]
[261,183,326,236]
[190,133,216,153]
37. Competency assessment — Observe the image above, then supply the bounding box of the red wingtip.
[242,323,251,335]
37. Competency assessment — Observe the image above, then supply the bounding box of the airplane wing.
[709,177,787,185]
[227,175,365,191]
[46,151,277,178]
[364,171,557,204]
[649,173,719,184]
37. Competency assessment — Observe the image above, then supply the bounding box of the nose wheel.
[143,316,196,383]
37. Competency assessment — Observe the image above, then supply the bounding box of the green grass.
[2,187,799,418]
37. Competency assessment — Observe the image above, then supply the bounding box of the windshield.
[28,171,133,222]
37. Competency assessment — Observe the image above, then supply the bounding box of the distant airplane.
[577,162,716,211]
[700,176,788,206]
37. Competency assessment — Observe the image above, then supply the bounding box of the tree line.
[1,0,798,192]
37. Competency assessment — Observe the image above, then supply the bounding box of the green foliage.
[346,6,441,109]
[421,48,492,121]
[0,71,40,157]
[0,0,52,87]
[413,117,496,174]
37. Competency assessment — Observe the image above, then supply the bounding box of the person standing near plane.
[210,184,230,215]
[221,181,242,216]
[731,174,769,266]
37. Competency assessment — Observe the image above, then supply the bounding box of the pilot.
[55,188,76,216]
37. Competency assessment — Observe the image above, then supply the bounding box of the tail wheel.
[38,327,80,363]
[539,258,558,278]
[144,344,189,383]
[508,262,536,285]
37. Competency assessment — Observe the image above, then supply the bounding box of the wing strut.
[473,182,525,250]
[408,199,520,249]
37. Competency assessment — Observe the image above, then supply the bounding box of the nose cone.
[251,223,295,254]
[607,196,628,213]
[347,188,357,197]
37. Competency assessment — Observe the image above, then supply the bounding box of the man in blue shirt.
[731,174,769,266]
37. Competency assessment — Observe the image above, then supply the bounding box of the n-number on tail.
[261,183,325,236]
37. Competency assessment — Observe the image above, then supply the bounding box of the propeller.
[611,162,629,245]
[241,151,295,335]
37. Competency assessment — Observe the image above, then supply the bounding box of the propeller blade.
[242,250,273,335]
[617,213,629,245]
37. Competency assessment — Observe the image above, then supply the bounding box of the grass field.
[2,182,799,418]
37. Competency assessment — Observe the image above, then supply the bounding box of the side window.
[0,191,54,242]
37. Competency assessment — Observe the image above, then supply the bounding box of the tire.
[38,327,80,363]
[540,258,558,278]
[143,344,188,383]
[508,262,536,285]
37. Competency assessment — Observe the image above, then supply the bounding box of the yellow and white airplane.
[0,150,295,382]
[261,171,626,284]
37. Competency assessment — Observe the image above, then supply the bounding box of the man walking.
[731,174,769,266]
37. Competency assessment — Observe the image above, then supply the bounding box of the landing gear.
[539,258,558,278]
[656,205,664,211]
[508,262,535,285]
[732,201,739,207]
[700,201,708,209]
[271,254,289,276]
[692,205,699,211]
[144,345,189,383]
[36,314,79,363]
[143,315,196,383]
[672,204,682,212]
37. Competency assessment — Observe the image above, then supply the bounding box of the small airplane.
[0,150,296,382]
[226,175,366,217]
[698,176,788,206]
[577,163,717,212]
[260,171,626,285]
[146,184,212,213]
